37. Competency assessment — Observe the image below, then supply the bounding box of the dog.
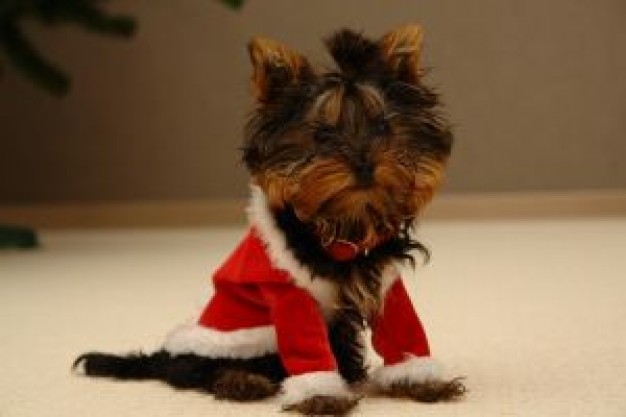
[73,24,465,415]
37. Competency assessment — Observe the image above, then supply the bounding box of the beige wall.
[1,0,625,203]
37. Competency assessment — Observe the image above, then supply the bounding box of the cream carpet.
[1,218,625,417]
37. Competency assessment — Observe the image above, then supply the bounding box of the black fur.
[73,351,287,391]
[328,313,368,384]
[242,81,315,173]
[324,29,386,82]
[273,205,428,279]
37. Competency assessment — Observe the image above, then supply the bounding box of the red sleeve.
[259,283,337,376]
[371,278,431,365]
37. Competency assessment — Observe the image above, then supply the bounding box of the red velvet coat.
[196,228,431,376]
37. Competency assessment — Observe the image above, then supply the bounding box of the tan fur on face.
[414,157,447,207]
[250,36,447,248]
[263,150,446,249]
[255,171,293,210]
[289,158,355,221]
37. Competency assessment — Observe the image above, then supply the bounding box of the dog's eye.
[372,119,391,136]
[314,125,337,142]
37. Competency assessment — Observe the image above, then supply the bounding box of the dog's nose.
[355,162,375,187]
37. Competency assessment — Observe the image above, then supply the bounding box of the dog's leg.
[378,377,466,402]
[368,357,466,402]
[73,350,170,380]
[74,350,287,399]
[328,315,368,384]
[211,369,280,401]
[74,350,220,389]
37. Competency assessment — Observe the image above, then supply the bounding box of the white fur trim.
[380,263,400,296]
[372,356,443,388]
[247,185,340,318]
[162,323,277,359]
[247,185,402,318]
[280,371,353,405]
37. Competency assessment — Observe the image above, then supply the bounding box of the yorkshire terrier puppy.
[74,24,465,415]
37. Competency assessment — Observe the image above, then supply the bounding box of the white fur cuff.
[162,324,277,359]
[371,356,443,388]
[280,371,353,406]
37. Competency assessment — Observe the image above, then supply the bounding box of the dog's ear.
[378,24,425,84]
[248,37,310,102]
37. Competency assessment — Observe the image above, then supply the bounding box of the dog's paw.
[282,395,359,416]
[211,369,280,402]
[384,377,466,403]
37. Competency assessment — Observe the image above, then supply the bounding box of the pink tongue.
[325,240,360,262]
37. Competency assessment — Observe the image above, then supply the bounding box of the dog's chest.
[292,265,398,320]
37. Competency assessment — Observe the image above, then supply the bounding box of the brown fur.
[280,150,444,250]
[212,369,280,402]
[379,378,467,403]
[253,73,448,253]
[379,25,425,84]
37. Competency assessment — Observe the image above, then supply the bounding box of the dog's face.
[244,25,452,251]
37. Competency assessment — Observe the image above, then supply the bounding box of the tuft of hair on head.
[324,29,381,81]
[324,24,426,85]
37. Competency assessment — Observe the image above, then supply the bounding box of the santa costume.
[162,186,442,406]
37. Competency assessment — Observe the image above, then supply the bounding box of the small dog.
[74,24,465,415]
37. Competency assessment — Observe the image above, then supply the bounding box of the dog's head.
[243,25,452,253]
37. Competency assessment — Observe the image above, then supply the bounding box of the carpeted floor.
[1,218,625,416]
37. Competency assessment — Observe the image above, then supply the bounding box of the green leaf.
[0,22,70,96]
[0,225,39,249]
[220,0,245,10]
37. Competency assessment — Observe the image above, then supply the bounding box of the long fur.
[73,351,286,392]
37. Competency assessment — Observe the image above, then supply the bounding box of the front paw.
[212,369,280,401]
[384,377,466,403]
[283,395,359,416]
[371,356,466,402]
[280,371,358,415]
